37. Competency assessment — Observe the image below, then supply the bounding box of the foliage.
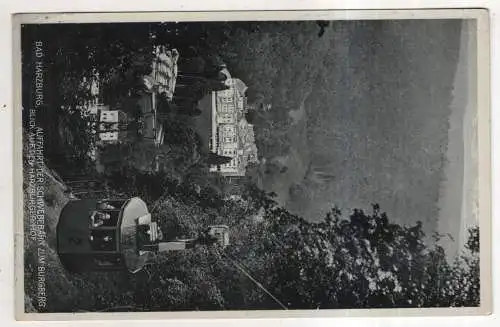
[26,161,480,312]
[226,202,480,309]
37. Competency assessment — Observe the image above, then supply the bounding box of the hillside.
[216,20,463,237]
[23,155,480,312]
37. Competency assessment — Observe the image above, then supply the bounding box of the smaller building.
[140,46,180,147]
[146,46,179,102]
[87,103,110,117]
[98,110,128,144]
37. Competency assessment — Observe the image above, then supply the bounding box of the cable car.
[57,197,229,273]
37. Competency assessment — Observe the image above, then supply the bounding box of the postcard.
[12,9,491,320]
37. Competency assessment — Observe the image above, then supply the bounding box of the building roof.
[221,68,231,79]
[221,68,232,87]
[231,78,248,96]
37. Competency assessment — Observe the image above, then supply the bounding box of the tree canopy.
[28,172,480,312]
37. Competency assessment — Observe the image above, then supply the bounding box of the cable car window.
[90,230,117,251]
[94,259,114,267]
[97,200,125,210]
[90,210,120,227]
[94,254,122,267]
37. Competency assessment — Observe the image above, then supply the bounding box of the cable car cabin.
[57,196,231,274]
[57,197,155,273]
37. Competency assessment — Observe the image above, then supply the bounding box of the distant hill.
[217,20,463,236]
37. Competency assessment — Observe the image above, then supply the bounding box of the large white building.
[209,76,258,176]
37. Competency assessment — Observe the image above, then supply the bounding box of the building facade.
[209,76,258,176]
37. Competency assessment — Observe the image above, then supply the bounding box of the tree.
[226,201,481,309]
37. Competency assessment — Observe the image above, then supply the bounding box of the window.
[101,200,126,211]
[90,230,117,251]
[94,254,121,267]
[223,126,235,137]
[220,116,233,124]
[94,258,118,267]
[90,210,120,227]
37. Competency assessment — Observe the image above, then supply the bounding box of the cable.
[215,248,288,310]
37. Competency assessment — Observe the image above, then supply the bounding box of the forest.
[21,21,479,312]
[24,165,480,311]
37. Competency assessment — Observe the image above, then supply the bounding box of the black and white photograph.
[14,9,490,317]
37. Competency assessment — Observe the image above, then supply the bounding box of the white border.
[1,1,498,327]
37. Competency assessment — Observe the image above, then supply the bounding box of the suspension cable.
[215,248,288,310]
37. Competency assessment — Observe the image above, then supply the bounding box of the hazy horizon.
[437,19,478,259]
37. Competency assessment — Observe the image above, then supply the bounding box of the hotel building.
[209,76,259,176]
